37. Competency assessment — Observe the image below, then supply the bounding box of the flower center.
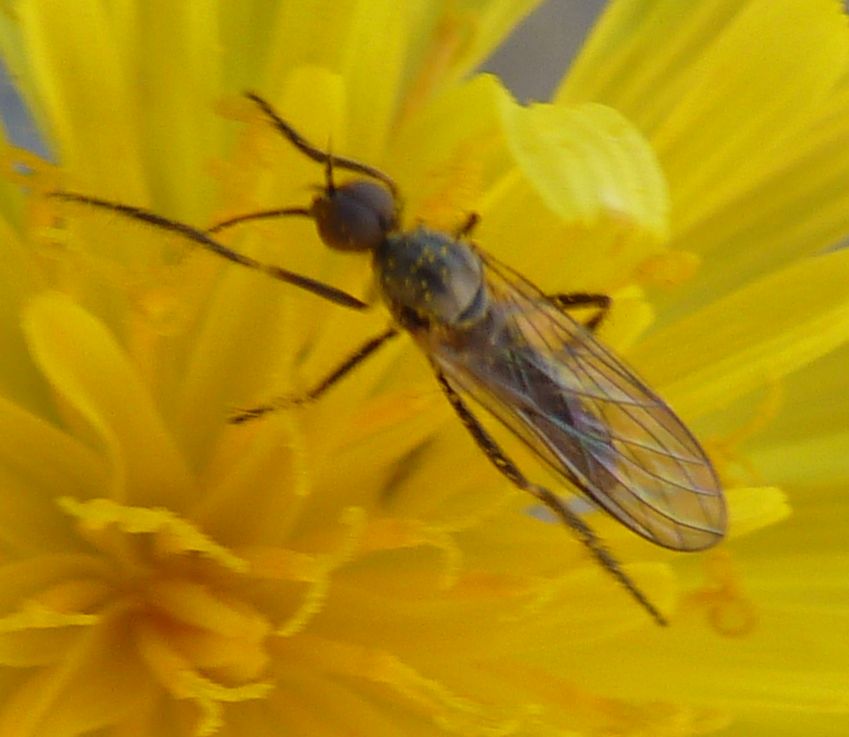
[51,497,282,734]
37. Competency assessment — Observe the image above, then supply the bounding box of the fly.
[51,92,726,626]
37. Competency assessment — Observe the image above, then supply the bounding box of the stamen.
[58,497,248,573]
[136,621,272,737]
[360,517,462,588]
[284,635,541,736]
[684,551,758,637]
[238,507,366,637]
[636,249,701,287]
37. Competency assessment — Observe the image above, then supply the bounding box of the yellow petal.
[657,86,849,324]
[389,73,509,228]
[126,2,225,221]
[0,140,30,228]
[12,0,147,198]
[282,633,544,736]
[658,0,849,232]
[479,95,669,291]
[57,497,247,574]
[428,0,545,82]
[261,0,409,160]
[0,218,48,407]
[0,612,152,737]
[0,553,110,668]
[724,486,789,540]
[534,549,849,721]
[22,291,197,507]
[0,396,106,553]
[632,247,849,419]
[696,315,848,489]
[499,97,668,237]
[753,432,849,489]
[0,395,104,499]
[135,620,271,737]
[399,0,545,119]
[559,0,849,229]
[560,1,849,337]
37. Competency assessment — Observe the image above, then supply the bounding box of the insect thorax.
[373,226,486,330]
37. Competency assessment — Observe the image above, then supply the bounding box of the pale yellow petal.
[479,94,669,292]
[499,98,668,237]
[723,486,789,540]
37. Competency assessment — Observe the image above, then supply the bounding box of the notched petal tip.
[498,96,670,239]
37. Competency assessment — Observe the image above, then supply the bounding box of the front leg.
[49,192,368,311]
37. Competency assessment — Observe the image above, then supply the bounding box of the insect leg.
[454,212,480,239]
[548,292,611,333]
[434,370,668,626]
[230,327,399,423]
[245,92,399,197]
[49,192,368,311]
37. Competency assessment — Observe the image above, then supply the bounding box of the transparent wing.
[426,250,725,551]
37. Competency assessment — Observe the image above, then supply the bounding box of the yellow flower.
[1,0,849,735]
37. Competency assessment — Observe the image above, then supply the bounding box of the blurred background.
[483,0,606,99]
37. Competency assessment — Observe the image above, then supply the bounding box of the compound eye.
[312,180,397,251]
